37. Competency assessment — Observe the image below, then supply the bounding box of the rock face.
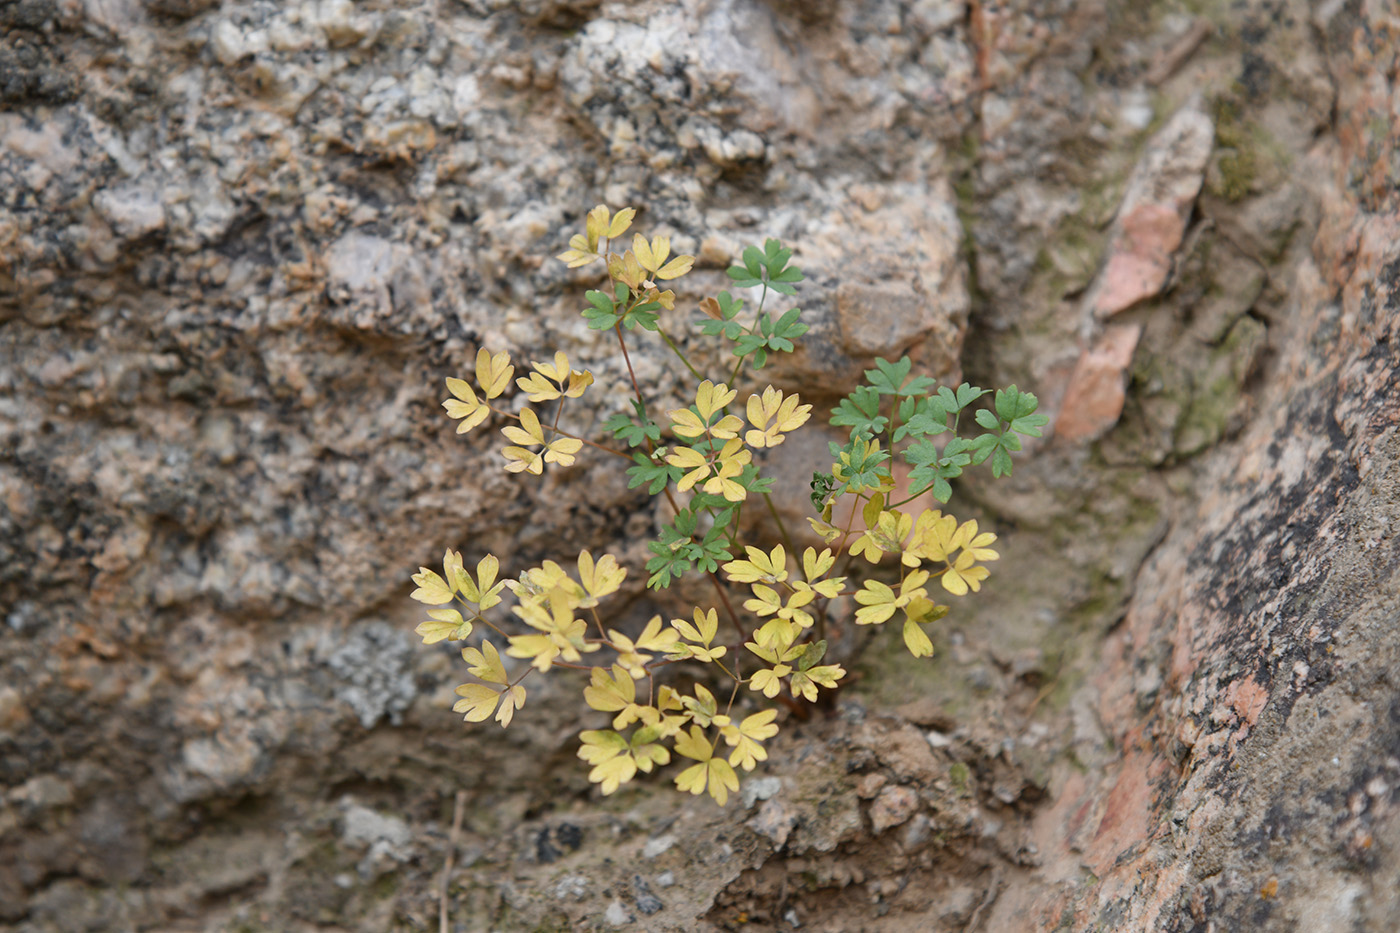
[0,0,1395,931]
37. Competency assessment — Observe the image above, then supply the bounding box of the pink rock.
[869,784,919,834]
[1094,203,1183,316]
[1093,103,1214,317]
[1053,324,1142,443]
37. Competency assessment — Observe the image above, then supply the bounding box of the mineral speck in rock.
[632,874,664,915]
[604,898,633,926]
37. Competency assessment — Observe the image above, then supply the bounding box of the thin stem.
[472,613,512,640]
[707,571,749,642]
[835,492,868,577]
[724,672,742,716]
[614,323,647,411]
[727,281,770,388]
[819,492,870,639]
[710,656,741,684]
[887,487,937,510]
[490,406,630,459]
[762,492,797,568]
[655,324,704,381]
[439,789,467,933]
[550,395,565,436]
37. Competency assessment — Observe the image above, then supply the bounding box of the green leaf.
[865,357,936,397]
[991,446,1014,478]
[900,396,949,439]
[622,303,660,332]
[994,385,1039,423]
[810,472,837,511]
[1011,412,1049,438]
[726,241,803,295]
[727,267,763,288]
[968,432,999,465]
[646,544,690,589]
[831,386,888,438]
[936,383,987,414]
[904,439,965,503]
[763,243,792,274]
[606,400,662,449]
[831,436,891,495]
[627,451,682,494]
[736,462,775,498]
[799,639,828,671]
[582,289,622,330]
[742,245,765,278]
[974,408,1000,430]
[647,508,716,589]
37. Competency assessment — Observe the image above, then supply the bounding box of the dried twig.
[440,790,468,933]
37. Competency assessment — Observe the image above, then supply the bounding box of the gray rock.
[326,621,417,728]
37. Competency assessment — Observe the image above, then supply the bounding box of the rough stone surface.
[1,0,1397,930]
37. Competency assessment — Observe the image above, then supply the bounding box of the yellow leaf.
[653,255,694,280]
[666,446,710,491]
[410,567,454,605]
[452,684,500,722]
[609,616,678,678]
[675,761,709,797]
[674,724,713,761]
[807,517,842,542]
[469,555,505,610]
[709,414,743,440]
[501,407,546,446]
[564,369,594,398]
[577,550,626,603]
[556,250,597,268]
[605,206,635,239]
[723,544,788,584]
[632,233,670,272]
[694,380,738,421]
[443,548,467,590]
[502,446,544,474]
[505,632,558,670]
[461,639,508,684]
[669,408,708,439]
[753,617,798,650]
[789,663,844,702]
[585,204,610,251]
[941,550,991,595]
[584,666,651,729]
[680,685,719,726]
[608,250,648,289]
[416,607,470,644]
[724,709,779,771]
[515,371,562,402]
[588,754,637,795]
[744,386,812,448]
[474,347,514,400]
[957,520,1000,562]
[578,728,629,766]
[497,684,525,727]
[748,664,790,697]
[544,436,582,466]
[443,378,489,432]
[902,617,935,658]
